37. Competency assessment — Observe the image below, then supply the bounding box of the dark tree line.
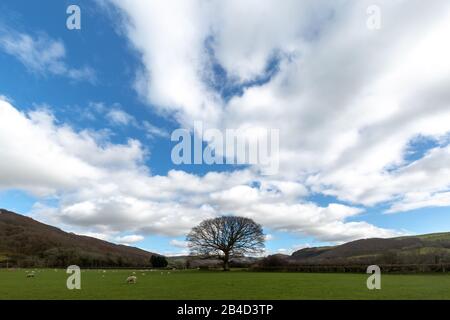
[150,255,168,268]
[1,248,153,268]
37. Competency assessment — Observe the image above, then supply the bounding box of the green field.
[0,269,449,300]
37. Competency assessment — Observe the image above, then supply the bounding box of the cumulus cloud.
[2,1,450,250]
[107,0,450,214]
[170,239,189,248]
[0,28,95,82]
[115,234,145,244]
[108,0,223,126]
[0,99,145,195]
[0,98,397,243]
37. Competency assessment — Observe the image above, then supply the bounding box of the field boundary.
[250,263,450,273]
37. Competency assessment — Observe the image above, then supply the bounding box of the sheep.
[26,271,35,278]
[126,275,137,284]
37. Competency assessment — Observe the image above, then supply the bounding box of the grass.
[416,232,450,241]
[0,269,449,300]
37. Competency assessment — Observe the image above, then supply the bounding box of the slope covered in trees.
[0,209,156,267]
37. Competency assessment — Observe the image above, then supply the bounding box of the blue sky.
[1,1,450,255]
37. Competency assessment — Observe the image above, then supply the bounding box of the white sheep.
[126,275,137,284]
[26,271,35,278]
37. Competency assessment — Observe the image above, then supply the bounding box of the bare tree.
[186,216,265,271]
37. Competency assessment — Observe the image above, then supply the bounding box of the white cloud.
[109,0,223,126]
[106,108,135,126]
[0,99,144,195]
[0,28,95,82]
[161,249,190,257]
[387,192,450,214]
[3,1,450,251]
[276,244,310,255]
[79,231,113,242]
[264,234,274,241]
[0,98,397,243]
[90,102,168,138]
[107,0,450,215]
[142,121,169,139]
[170,239,189,248]
[115,234,145,244]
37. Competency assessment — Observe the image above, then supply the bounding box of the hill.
[290,233,450,265]
[0,209,156,268]
[167,255,261,269]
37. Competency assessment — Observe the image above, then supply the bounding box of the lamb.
[126,275,137,284]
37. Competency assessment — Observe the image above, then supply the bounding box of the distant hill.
[0,209,157,268]
[290,233,450,265]
[4,208,450,269]
[167,255,261,269]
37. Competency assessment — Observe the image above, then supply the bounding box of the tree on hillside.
[150,255,168,268]
[186,216,265,271]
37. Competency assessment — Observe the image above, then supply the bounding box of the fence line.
[251,263,450,273]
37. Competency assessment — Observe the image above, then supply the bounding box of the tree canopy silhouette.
[187,216,265,271]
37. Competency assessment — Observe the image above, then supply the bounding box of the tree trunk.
[223,253,230,271]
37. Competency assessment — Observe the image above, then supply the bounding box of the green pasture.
[0,269,449,300]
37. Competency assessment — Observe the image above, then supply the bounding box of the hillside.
[291,233,450,265]
[167,255,261,269]
[0,209,156,268]
[3,208,450,269]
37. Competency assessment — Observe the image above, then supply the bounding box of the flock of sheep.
[26,270,35,278]
[25,269,173,284]
[125,270,171,284]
